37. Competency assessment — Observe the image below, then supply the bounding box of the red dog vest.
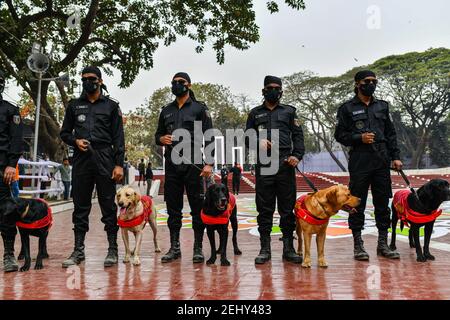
[393,190,442,227]
[16,199,53,230]
[201,193,236,225]
[294,194,329,225]
[117,195,153,228]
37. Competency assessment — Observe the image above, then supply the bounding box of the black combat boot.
[161,229,181,263]
[62,231,86,268]
[192,228,205,263]
[104,232,119,267]
[255,234,271,264]
[352,230,370,261]
[377,230,400,259]
[2,234,18,272]
[282,235,302,264]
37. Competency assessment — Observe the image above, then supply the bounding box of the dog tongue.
[120,207,127,214]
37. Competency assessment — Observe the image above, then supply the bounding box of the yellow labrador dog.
[116,186,161,265]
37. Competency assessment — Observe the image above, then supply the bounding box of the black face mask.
[171,82,188,97]
[263,89,282,104]
[82,80,99,94]
[359,83,376,97]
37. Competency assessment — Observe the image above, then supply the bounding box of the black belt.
[89,142,112,150]
[351,142,387,152]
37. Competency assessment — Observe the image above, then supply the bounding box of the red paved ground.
[2,198,450,300]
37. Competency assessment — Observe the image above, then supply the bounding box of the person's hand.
[111,166,124,182]
[260,139,272,150]
[3,166,15,184]
[200,165,213,178]
[392,160,403,171]
[286,156,300,167]
[361,132,375,144]
[76,139,90,152]
[159,135,173,145]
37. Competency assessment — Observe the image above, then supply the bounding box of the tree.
[0,0,305,161]
[283,71,352,171]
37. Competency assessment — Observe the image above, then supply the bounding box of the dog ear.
[134,191,141,204]
[326,187,338,206]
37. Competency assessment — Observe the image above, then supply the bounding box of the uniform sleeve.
[155,110,166,146]
[202,106,214,165]
[334,105,362,147]
[111,103,125,167]
[291,112,305,160]
[384,103,401,161]
[7,105,24,168]
[60,103,77,147]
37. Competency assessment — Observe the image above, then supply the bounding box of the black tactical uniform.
[335,95,400,260]
[245,101,305,264]
[60,92,125,267]
[155,96,213,263]
[0,75,24,272]
[220,167,228,186]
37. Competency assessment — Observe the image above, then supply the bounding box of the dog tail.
[400,220,404,232]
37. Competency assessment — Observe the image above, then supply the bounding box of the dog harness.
[16,199,53,229]
[393,189,442,228]
[117,195,153,228]
[294,194,329,225]
[201,193,236,225]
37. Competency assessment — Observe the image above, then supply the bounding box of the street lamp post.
[32,72,43,162]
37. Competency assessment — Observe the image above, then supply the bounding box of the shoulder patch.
[13,114,21,125]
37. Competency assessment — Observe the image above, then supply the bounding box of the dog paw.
[123,256,130,263]
[301,260,311,268]
[416,255,427,262]
[155,247,162,253]
[424,252,435,261]
[206,258,216,265]
[20,264,30,272]
[318,260,328,268]
[234,248,242,255]
[221,259,231,266]
[132,257,141,266]
[34,261,44,270]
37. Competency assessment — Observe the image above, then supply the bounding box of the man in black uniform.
[60,66,125,268]
[155,72,214,264]
[220,165,229,186]
[334,70,402,261]
[245,76,305,265]
[230,162,242,195]
[0,70,24,272]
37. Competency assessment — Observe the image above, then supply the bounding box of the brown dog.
[116,186,161,265]
[295,185,360,268]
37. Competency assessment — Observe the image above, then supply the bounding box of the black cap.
[82,65,102,79]
[173,72,191,84]
[354,70,376,82]
[264,75,282,87]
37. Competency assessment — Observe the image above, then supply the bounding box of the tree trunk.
[28,80,66,162]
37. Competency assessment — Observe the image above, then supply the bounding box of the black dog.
[0,198,51,271]
[390,179,450,262]
[201,183,241,266]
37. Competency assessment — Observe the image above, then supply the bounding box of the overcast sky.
[3,0,450,113]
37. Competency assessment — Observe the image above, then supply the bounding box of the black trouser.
[138,171,145,184]
[0,164,17,237]
[71,148,118,234]
[232,178,240,194]
[348,148,392,232]
[221,177,227,186]
[164,160,204,234]
[255,162,297,237]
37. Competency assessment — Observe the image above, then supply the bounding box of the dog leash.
[294,163,318,193]
[391,168,417,196]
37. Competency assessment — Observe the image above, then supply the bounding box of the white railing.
[18,158,64,197]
